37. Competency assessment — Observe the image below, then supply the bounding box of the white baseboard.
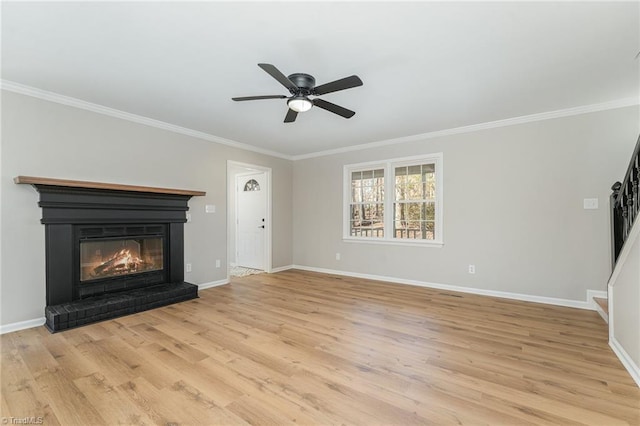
[610,336,640,387]
[198,279,230,290]
[270,264,294,273]
[0,317,46,335]
[291,264,598,310]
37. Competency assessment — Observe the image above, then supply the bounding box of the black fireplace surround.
[18,177,204,332]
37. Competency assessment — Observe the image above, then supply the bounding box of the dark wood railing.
[611,134,640,268]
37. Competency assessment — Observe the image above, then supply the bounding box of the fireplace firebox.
[80,235,164,282]
[76,225,167,299]
[15,176,206,332]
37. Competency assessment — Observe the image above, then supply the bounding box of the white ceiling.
[2,2,639,158]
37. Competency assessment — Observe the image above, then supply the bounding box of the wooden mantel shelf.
[14,176,206,197]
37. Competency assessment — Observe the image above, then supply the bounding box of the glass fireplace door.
[80,237,164,282]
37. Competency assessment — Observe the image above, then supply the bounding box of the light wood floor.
[2,270,639,425]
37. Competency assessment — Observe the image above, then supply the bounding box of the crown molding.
[0,80,293,160]
[292,97,640,160]
[3,80,637,162]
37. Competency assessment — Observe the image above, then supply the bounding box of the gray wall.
[611,226,640,372]
[1,91,293,325]
[293,106,640,301]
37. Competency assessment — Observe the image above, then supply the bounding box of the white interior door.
[236,172,266,270]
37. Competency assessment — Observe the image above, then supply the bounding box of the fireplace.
[15,176,206,332]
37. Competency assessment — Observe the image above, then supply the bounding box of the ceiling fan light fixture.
[287,96,313,113]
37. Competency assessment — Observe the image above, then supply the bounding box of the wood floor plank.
[33,365,105,424]
[73,373,157,425]
[0,344,61,425]
[2,269,639,425]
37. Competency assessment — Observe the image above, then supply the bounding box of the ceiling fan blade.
[313,75,363,95]
[232,95,287,101]
[312,98,355,119]
[284,108,298,123]
[258,63,298,92]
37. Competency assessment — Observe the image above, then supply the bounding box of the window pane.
[407,165,421,175]
[362,185,374,202]
[351,204,383,221]
[405,203,422,220]
[395,167,407,188]
[350,212,384,237]
[422,163,435,174]
[425,202,435,221]
[351,186,361,203]
[363,185,382,202]
[393,202,434,240]
[350,205,362,224]
[405,183,422,200]
[425,221,435,240]
[352,169,385,204]
[394,220,405,238]
[394,203,406,224]
[364,204,384,221]
[423,181,435,199]
[395,164,436,202]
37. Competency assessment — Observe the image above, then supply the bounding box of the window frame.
[343,153,444,247]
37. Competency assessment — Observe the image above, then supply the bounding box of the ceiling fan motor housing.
[287,73,315,94]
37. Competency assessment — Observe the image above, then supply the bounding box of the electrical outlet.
[336,253,341,261]
[205,205,216,213]
[186,213,192,222]
[468,264,475,274]
[215,259,221,268]
[186,263,192,273]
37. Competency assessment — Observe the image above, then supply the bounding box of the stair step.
[593,297,608,324]
[594,297,608,314]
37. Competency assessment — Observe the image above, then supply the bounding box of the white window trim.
[343,153,444,247]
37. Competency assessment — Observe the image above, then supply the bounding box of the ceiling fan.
[232,63,363,123]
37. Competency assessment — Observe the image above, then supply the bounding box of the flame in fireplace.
[92,248,151,277]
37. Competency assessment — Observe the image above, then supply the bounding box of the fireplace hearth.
[15,176,206,332]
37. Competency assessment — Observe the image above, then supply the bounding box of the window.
[243,179,260,191]
[344,154,443,246]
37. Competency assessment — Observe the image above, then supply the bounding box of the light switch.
[205,205,216,213]
[583,198,598,210]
